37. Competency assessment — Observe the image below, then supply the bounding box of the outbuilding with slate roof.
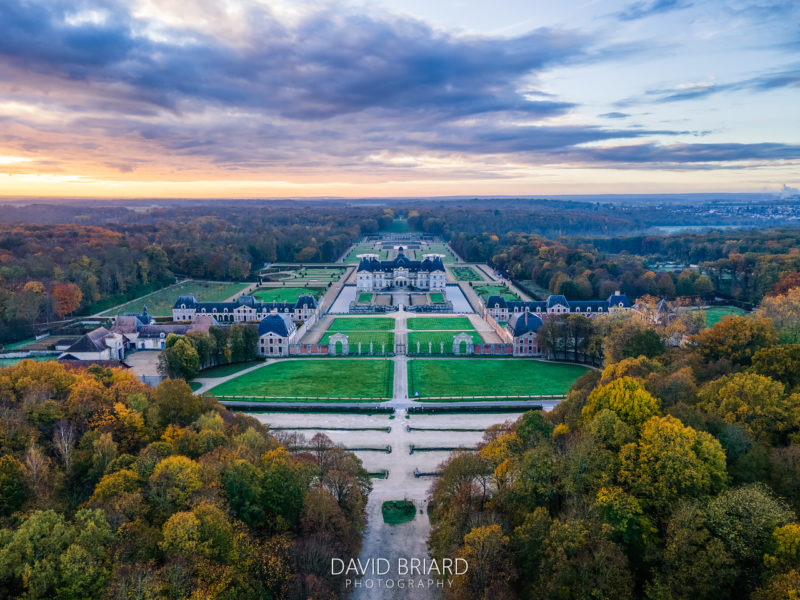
[172,293,319,323]
[506,311,544,356]
[484,291,632,321]
[257,312,298,357]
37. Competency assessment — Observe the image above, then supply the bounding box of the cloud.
[618,65,800,105]
[615,0,692,21]
[573,142,800,166]
[0,0,590,121]
[0,0,796,182]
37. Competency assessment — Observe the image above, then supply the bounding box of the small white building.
[59,327,125,361]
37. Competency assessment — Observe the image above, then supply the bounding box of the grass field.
[0,356,57,367]
[408,359,588,398]
[425,244,457,263]
[358,293,373,303]
[196,361,262,378]
[695,305,748,328]
[408,331,482,353]
[98,280,250,317]
[328,317,395,331]
[208,359,394,400]
[320,331,395,348]
[343,245,388,264]
[429,292,445,303]
[473,284,520,302]
[407,317,473,330]
[516,280,550,299]
[450,266,482,281]
[252,286,325,302]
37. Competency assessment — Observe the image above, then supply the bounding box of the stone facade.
[356,247,446,291]
[173,294,318,323]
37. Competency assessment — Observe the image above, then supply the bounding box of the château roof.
[258,313,295,337]
[508,311,543,336]
[357,247,445,274]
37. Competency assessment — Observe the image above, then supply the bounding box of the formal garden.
[449,266,483,281]
[251,286,326,302]
[472,283,521,302]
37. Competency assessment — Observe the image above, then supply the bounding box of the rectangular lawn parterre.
[98,280,250,317]
[252,286,325,302]
[407,317,473,330]
[408,331,482,354]
[320,331,394,347]
[473,284,520,302]
[327,317,395,331]
[450,266,482,281]
[208,359,394,400]
[408,359,589,399]
[358,293,373,303]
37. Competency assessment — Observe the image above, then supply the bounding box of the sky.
[0,0,798,198]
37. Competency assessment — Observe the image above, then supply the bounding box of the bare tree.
[24,444,48,490]
[53,420,76,470]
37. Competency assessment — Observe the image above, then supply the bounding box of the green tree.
[752,344,800,392]
[705,484,795,591]
[158,336,200,380]
[622,328,665,360]
[698,372,799,444]
[620,416,727,515]
[0,509,113,600]
[645,502,735,600]
[691,315,777,368]
[0,455,29,517]
[583,376,661,429]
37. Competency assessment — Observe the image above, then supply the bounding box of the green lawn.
[197,361,262,378]
[408,359,589,398]
[328,317,395,331]
[407,317,473,330]
[429,292,445,303]
[408,331,482,354]
[382,500,416,524]
[208,359,394,400]
[320,331,395,348]
[695,305,748,328]
[450,266,482,281]
[425,244,457,263]
[98,281,250,317]
[252,286,325,302]
[473,284,520,302]
[358,293,374,304]
[344,245,388,264]
[0,356,58,368]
